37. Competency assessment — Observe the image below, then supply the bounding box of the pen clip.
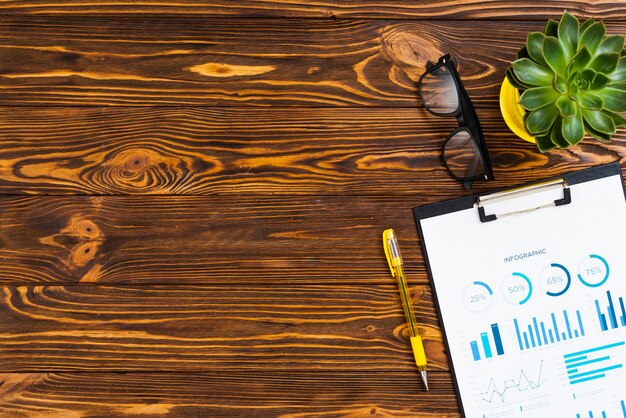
[382,229,401,277]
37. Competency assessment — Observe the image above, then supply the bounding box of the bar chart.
[564,341,624,385]
[595,290,626,331]
[576,401,626,418]
[513,308,585,351]
[576,410,607,418]
[469,323,505,361]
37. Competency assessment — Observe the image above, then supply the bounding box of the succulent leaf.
[554,75,568,93]
[591,72,610,89]
[520,86,561,110]
[526,32,549,67]
[579,21,606,54]
[536,132,557,151]
[596,87,626,112]
[582,108,616,134]
[596,35,625,56]
[566,47,592,75]
[607,110,626,127]
[550,118,570,148]
[609,57,626,81]
[544,19,559,37]
[558,11,579,59]
[562,111,585,145]
[516,46,531,60]
[526,103,559,134]
[577,92,604,110]
[589,53,620,74]
[512,58,554,86]
[584,119,612,141]
[579,18,596,35]
[556,95,576,117]
[543,36,568,78]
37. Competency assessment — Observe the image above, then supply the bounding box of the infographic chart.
[418,171,626,417]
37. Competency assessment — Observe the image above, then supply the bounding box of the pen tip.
[421,370,429,391]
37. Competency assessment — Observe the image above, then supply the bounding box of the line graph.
[480,360,546,404]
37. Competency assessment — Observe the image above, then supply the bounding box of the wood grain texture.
[0,195,432,285]
[0,107,623,195]
[0,285,448,372]
[0,0,624,20]
[0,372,460,417]
[4,18,626,106]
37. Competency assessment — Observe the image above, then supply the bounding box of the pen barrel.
[396,266,418,338]
[410,335,428,368]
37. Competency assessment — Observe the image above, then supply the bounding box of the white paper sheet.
[420,173,626,418]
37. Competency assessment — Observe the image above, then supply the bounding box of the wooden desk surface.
[1,2,625,417]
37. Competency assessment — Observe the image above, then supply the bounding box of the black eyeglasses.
[418,54,494,189]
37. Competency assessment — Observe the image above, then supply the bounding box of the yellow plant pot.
[499,77,536,143]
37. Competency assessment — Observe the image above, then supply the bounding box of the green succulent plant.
[506,11,626,152]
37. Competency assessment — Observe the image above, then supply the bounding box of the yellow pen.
[383,229,429,391]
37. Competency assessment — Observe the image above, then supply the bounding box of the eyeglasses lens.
[420,65,459,114]
[443,130,484,179]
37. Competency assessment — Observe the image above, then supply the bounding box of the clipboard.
[413,162,626,417]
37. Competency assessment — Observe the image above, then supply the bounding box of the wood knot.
[61,217,103,240]
[100,147,223,193]
[125,154,150,172]
[39,215,105,282]
[380,25,444,82]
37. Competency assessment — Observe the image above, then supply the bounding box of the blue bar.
[602,411,606,418]
[568,368,578,374]
[540,322,548,345]
[470,341,480,361]
[567,355,611,369]
[620,297,626,327]
[533,317,542,346]
[590,411,594,418]
[481,332,492,358]
[620,400,625,416]
[564,341,626,358]
[577,414,581,418]
[569,364,623,380]
[575,330,579,338]
[523,332,530,349]
[491,323,504,356]
[570,374,606,384]
[608,291,618,329]
[552,312,561,341]
[562,332,567,340]
[528,325,536,347]
[596,300,608,331]
[548,329,554,343]
[565,355,587,364]
[577,310,585,336]
[514,319,523,350]
[564,310,573,339]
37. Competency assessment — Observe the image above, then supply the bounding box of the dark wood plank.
[0,0,623,21]
[0,285,448,372]
[4,18,626,106]
[0,371,459,417]
[0,195,435,285]
[0,107,622,195]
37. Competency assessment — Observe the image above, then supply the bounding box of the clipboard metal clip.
[476,178,571,223]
